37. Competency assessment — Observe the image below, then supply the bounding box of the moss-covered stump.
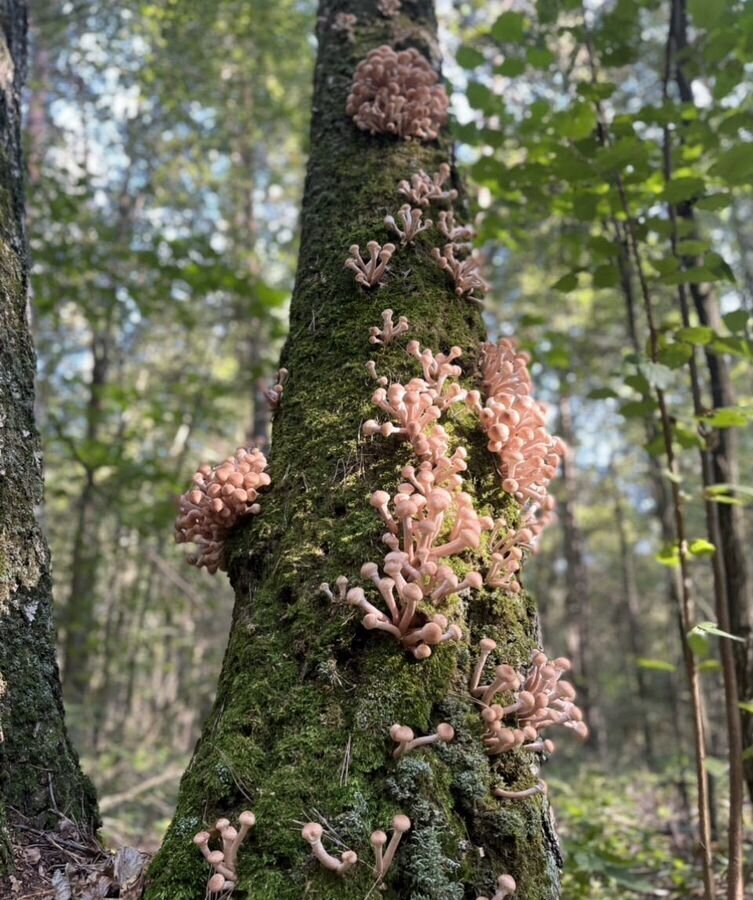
[0,0,99,868]
[147,1,562,897]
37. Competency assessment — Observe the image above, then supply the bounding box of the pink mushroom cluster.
[398,163,458,208]
[438,210,476,247]
[484,508,553,595]
[346,46,449,141]
[193,811,256,894]
[175,447,270,573]
[385,204,432,244]
[332,12,357,41]
[370,308,410,346]
[345,240,396,288]
[432,244,489,304]
[471,641,587,758]
[473,339,565,506]
[264,367,288,410]
[377,0,401,16]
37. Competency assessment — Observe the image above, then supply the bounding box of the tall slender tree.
[148,1,574,898]
[0,0,98,867]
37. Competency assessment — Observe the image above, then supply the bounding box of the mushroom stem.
[380,815,411,876]
[492,780,547,800]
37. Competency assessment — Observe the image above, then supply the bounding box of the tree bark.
[0,0,98,864]
[147,2,563,898]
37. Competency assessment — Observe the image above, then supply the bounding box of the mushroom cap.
[498,874,516,890]
[413,644,432,659]
[239,810,256,827]
[341,850,358,866]
[370,830,388,847]
[193,831,211,845]
[223,825,238,841]
[207,873,227,893]
[302,822,324,843]
[214,818,230,831]
[207,850,225,865]
[402,582,423,603]
[421,622,443,644]
[361,562,379,578]
[436,723,455,742]
[465,571,483,590]
[392,814,411,833]
[392,725,414,743]
[479,637,497,653]
[370,490,391,507]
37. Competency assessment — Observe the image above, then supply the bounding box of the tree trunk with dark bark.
[148,3,564,897]
[0,0,98,866]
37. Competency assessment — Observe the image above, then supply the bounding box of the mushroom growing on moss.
[301,822,358,875]
[370,308,410,346]
[398,163,457,207]
[431,244,489,304]
[175,448,270,573]
[371,814,411,880]
[345,241,396,288]
[478,873,517,899]
[346,45,449,141]
[385,204,432,244]
[390,721,455,758]
[193,811,256,894]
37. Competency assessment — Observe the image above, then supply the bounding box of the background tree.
[0,0,97,866]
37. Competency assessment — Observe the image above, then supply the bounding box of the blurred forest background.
[26,0,752,895]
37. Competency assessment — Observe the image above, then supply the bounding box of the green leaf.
[699,659,722,673]
[656,544,680,568]
[526,47,554,69]
[663,176,705,203]
[659,342,692,369]
[738,702,753,714]
[703,407,753,429]
[588,387,619,400]
[710,143,753,186]
[595,137,647,173]
[689,538,715,557]
[557,103,597,140]
[491,11,526,43]
[688,0,724,28]
[641,361,673,390]
[692,621,745,643]
[723,310,749,334]
[495,58,526,78]
[620,399,657,419]
[676,239,710,256]
[704,483,753,506]
[456,45,485,69]
[637,658,676,673]
[696,193,732,211]
[551,272,578,292]
[676,326,714,345]
[592,265,619,288]
[688,628,711,658]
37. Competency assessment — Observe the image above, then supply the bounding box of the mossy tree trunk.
[148,2,563,897]
[0,0,98,868]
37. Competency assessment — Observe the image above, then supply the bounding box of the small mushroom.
[301,822,358,875]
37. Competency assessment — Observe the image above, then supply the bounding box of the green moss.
[147,2,561,897]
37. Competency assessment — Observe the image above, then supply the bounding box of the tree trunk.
[556,391,603,756]
[672,0,753,803]
[0,0,98,864]
[147,2,563,898]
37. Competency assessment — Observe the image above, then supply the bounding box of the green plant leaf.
[637,658,676,673]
